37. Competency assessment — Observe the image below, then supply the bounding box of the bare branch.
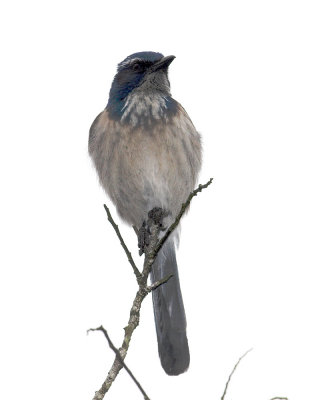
[221,348,253,400]
[87,326,150,400]
[103,204,141,281]
[90,223,159,400]
[219,348,288,400]
[153,178,213,258]
[147,274,174,291]
[270,398,288,400]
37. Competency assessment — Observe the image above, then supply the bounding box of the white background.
[1,1,319,399]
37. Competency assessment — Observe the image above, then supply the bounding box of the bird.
[88,51,202,375]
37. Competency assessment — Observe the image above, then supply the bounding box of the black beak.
[152,55,176,72]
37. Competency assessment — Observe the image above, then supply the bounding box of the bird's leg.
[138,207,167,255]
[138,221,150,255]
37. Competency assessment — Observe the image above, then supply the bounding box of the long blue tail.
[151,238,190,375]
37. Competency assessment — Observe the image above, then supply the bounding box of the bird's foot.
[138,221,150,255]
[138,207,167,255]
[148,207,166,226]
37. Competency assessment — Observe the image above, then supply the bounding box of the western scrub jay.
[89,51,202,375]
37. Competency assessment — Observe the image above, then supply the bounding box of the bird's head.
[107,51,176,119]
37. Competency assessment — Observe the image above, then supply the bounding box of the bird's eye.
[132,63,144,72]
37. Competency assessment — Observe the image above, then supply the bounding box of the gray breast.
[89,102,202,228]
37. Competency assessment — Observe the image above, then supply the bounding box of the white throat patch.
[121,93,168,126]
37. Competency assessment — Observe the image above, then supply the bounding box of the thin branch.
[221,348,253,400]
[147,274,174,291]
[269,398,288,400]
[153,178,213,258]
[87,326,150,400]
[90,224,159,400]
[103,204,141,280]
[90,287,148,400]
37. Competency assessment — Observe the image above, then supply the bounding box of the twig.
[91,285,149,400]
[153,178,213,258]
[221,348,253,400]
[147,274,174,291]
[87,326,150,400]
[103,204,141,281]
[220,349,288,400]
[90,223,160,400]
[270,398,288,400]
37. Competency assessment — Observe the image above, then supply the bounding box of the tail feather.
[151,238,190,375]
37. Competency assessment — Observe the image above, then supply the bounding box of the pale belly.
[108,129,197,227]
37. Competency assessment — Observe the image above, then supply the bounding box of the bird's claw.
[138,207,166,255]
